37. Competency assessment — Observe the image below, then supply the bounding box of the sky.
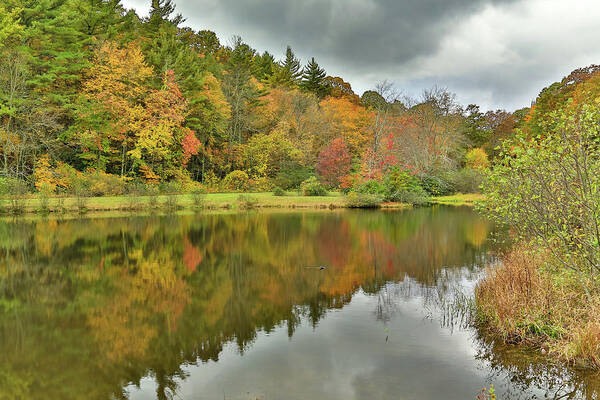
[121,0,600,111]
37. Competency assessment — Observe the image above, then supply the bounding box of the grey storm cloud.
[122,0,600,110]
[181,0,518,66]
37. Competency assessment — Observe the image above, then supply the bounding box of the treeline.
[0,0,523,198]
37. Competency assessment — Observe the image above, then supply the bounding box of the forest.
[0,0,525,204]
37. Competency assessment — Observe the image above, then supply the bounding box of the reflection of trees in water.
[0,208,497,399]
[383,263,600,400]
[475,334,600,400]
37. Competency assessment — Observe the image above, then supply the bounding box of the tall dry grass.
[476,245,600,369]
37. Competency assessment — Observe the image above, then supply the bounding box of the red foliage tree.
[182,131,201,166]
[317,137,352,187]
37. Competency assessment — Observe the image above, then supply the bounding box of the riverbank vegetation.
[477,65,600,369]
[0,1,518,209]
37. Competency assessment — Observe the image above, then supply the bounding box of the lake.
[0,207,598,399]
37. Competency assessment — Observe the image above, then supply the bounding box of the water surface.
[0,207,597,399]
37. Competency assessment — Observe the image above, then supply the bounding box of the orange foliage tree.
[317,137,352,187]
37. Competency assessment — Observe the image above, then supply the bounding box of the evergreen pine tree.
[301,57,328,98]
[148,0,184,31]
[282,46,302,82]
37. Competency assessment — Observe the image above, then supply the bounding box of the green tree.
[481,101,600,294]
[222,36,265,146]
[301,57,328,98]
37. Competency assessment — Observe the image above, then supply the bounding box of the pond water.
[0,207,598,399]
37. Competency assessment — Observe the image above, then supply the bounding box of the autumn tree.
[317,137,352,187]
[319,97,373,157]
[325,76,360,104]
[394,87,466,172]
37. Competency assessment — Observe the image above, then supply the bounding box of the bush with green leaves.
[223,170,251,192]
[354,180,386,196]
[300,176,327,196]
[447,168,483,193]
[237,194,258,210]
[191,187,207,208]
[419,173,454,196]
[382,167,429,204]
[480,103,600,291]
[273,187,285,196]
[159,181,181,195]
[86,171,125,196]
[274,164,312,190]
[344,192,383,208]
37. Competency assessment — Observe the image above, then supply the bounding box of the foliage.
[34,154,57,192]
[273,187,285,196]
[465,148,490,170]
[243,129,301,179]
[300,57,328,98]
[316,137,352,187]
[223,170,250,192]
[237,194,258,210]
[353,180,386,196]
[419,173,453,196]
[481,101,600,288]
[344,192,383,208]
[381,167,429,205]
[0,0,532,200]
[191,187,207,208]
[300,176,327,196]
[274,163,313,190]
[447,168,483,194]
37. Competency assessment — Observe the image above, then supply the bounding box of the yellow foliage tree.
[465,148,490,170]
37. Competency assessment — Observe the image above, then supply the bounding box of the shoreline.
[0,192,480,216]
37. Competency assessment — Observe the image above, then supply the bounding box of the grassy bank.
[430,193,484,206]
[475,245,600,370]
[0,192,347,214]
[0,191,478,215]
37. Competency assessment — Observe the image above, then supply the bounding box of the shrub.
[420,173,454,196]
[34,154,58,192]
[344,192,383,208]
[191,187,207,208]
[300,177,327,196]
[202,170,221,192]
[160,181,181,195]
[448,168,483,193]
[237,194,258,210]
[382,167,429,204]
[354,180,386,196]
[86,171,125,196]
[125,181,145,210]
[274,164,312,190]
[387,188,429,206]
[7,179,28,215]
[273,187,285,196]
[146,185,160,209]
[223,170,250,192]
[55,196,67,214]
[383,167,422,195]
[164,193,180,211]
[37,183,53,214]
[251,176,274,192]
